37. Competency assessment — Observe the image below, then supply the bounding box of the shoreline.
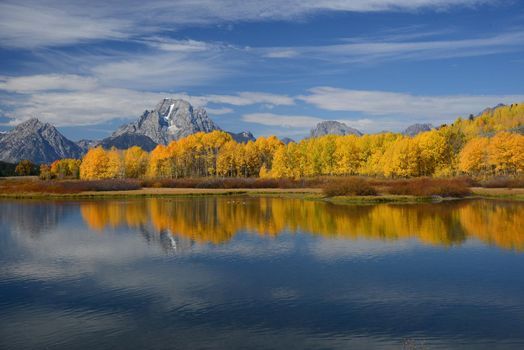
[0,186,523,202]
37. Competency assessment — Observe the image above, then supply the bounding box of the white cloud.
[300,87,524,120]
[243,113,323,128]
[145,38,222,53]
[0,73,294,125]
[261,31,524,62]
[0,0,494,49]
[0,74,98,93]
[264,50,299,58]
[205,107,234,115]
[0,2,130,49]
[205,92,295,106]
[4,88,168,126]
[91,54,227,90]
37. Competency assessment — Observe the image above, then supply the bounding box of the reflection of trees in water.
[77,198,524,251]
[0,201,72,238]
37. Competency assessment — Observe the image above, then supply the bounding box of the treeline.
[76,131,282,180]
[44,103,524,180]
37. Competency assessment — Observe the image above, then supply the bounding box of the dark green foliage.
[0,161,17,177]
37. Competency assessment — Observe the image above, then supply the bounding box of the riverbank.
[1,186,523,202]
[0,187,323,199]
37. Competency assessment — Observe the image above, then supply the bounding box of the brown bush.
[140,177,321,189]
[322,177,378,197]
[140,178,201,188]
[386,177,471,197]
[480,176,524,188]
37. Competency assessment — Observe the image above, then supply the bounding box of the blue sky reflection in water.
[1,197,524,349]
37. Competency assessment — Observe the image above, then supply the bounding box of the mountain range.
[0,99,261,163]
[0,98,505,164]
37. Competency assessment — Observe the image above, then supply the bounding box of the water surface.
[1,197,524,349]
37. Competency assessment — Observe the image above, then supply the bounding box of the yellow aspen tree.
[80,147,109,180]
[106,148,124,178]
[148,145,173,178]
[124,146,149,178]
[489,132,516,175]
[217,141,238,177]
[458,137,490,177]
[270,145,290,178]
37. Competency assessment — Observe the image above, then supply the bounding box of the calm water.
[1,197,524,349]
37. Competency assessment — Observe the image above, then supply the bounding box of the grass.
[2,175,523,202]
[0,178,141,194]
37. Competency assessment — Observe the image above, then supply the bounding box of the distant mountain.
[228,131,256,143]
[98,133,158,152]
[280,137,295,144]
[310,121,362,138]
[476,103,506,118]
[76,139,98,152]
[0,118,83,164]
[113,99,220,145]
[402,123,434,136]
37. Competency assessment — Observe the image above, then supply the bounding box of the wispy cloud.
[3,88,169,126]
[204,92,295,106]
[91,53,227,90]
[300,87,524,120]
[243,113,323,128]
[205,107,234,115]
[0,74,98,93]
[263,30,524,62]
[263,50,299,58]
[0,72,295,125]
[0,0,495,49]
[0,2,130,49]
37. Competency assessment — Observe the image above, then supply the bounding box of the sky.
[0,0,523,141]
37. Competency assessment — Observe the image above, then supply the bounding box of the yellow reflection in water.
[80,197,524,251]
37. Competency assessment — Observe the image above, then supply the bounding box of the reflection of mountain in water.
[79,198,524,252]
[138,225,194,254]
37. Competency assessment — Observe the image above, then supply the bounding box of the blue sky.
[0,0,523,140]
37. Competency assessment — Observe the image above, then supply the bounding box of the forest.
[42,103,524,181]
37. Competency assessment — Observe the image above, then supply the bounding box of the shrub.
[140,177,316,189]
[481,176,524,188]
[386,177,471,197]
[15,160,38,176]
[322,177,378,197]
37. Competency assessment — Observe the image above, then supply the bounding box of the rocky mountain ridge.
[113,99,220,145]
[310,121,362,138]
[0,118,83,163]
[402,123,434,136]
